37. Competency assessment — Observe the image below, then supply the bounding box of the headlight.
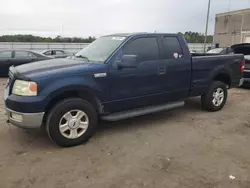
[12,80,38,96]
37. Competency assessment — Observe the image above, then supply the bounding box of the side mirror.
[116,55,137,69]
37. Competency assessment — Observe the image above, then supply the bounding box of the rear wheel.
[46,98,98,147]
[201,81,228,111]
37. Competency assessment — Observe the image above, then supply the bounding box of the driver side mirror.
[116,55,137,69]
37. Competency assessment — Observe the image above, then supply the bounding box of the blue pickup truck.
[4,33,244,147]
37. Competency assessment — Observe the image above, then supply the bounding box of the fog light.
[11,112,23,122]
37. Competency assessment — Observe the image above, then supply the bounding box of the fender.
[208,64,233,84]
[39,75,108,109]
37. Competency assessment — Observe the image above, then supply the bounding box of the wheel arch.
[42,87,103,124]
[210,66,233,88]
[213,73,231,87]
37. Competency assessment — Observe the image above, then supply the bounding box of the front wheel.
[46,98,98,147]
[201,81,228,112]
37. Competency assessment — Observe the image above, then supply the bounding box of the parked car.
[231,43,250,86]
[41,49,72,58]
[207,47,233,55]
[207,48,225,54]
[4,33,244,147]
[0,50,52,77]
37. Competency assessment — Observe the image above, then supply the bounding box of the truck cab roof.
[103,33,180,37]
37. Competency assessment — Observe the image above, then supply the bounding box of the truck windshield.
[75,36,126,63]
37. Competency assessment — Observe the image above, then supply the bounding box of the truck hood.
[14,58,106,79]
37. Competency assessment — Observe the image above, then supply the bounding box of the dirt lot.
[0,78,250,188]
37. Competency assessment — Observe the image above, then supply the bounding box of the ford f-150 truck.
[4,33,245,147]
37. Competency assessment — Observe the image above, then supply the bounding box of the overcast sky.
[0,0,250,37]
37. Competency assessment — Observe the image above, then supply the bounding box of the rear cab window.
[162,36,183,59]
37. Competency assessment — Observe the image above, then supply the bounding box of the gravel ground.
[0,78,249,188]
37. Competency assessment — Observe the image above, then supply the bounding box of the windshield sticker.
[112,37,125,41]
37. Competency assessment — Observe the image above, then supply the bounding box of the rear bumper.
[6,108,44,129]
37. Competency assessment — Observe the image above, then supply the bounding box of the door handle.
[158,67,166,75]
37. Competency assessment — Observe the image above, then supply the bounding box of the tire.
[201,81,228,112]
[46,98,98,147]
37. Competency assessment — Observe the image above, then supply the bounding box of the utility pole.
[203,0,211,52]
[228,0,231,12]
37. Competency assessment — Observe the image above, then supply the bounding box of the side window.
[163,37,183,59]
[56,51,64,55]
[44,51,52,55]
[122,37,159,63]
[15,51,34,58]
[0,51,12,58]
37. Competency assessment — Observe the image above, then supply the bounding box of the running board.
[101,101,184,121]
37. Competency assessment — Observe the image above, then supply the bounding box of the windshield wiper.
[75,55,89,62]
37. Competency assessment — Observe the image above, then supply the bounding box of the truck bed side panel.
[190,54,243,97]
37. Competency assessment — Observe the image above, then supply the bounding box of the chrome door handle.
[158,67,166,75]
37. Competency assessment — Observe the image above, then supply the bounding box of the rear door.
[0,51,14,76]
[159,35,191,100]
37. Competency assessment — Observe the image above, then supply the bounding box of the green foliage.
[177,32,213,43]
[0,32,213,43]
[0,35,96,43]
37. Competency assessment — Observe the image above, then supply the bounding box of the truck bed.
[190,54,244,96]
[191,53,222,57]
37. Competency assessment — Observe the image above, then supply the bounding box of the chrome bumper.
[6,108,44,129]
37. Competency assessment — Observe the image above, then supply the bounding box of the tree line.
[178,32,213,43]
[0,32,213,43]
[0,35,96,43]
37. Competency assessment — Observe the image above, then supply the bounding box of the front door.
[105,36,167,112]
